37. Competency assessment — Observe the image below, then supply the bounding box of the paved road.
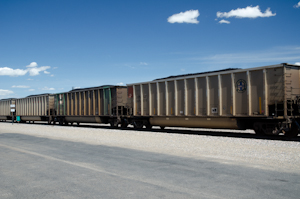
[0,133,299,199]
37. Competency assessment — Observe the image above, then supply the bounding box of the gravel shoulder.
[1,122,300,173]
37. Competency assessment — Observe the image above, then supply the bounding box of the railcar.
[127,63,300,136]
[14,94,54,123]
[50,85,130,126]
[0,98,15,121]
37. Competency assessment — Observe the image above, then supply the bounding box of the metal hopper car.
[50,85,130,126]
[0,98,15,121]
[1,63,300,137]
[13,94,54,123]
[127,63,300,137]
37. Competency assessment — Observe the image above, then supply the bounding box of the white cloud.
[27,78,33,80]
[28,66,51,76]
[168,10,200,24]
[12,85,30,88]
[42,87,55,91]
[295,62,300,65]
[219,19,230,24]
[29,89,35,91]
[217,5,276,19]
[0,89,13,97]
[140,62,148,65]
[294,2,300,8]
[0,67,28,76]
[26,62,38,68]
[117,82,124,85]
[0,62,51,77]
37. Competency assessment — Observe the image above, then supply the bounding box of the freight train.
[1,63,300,137]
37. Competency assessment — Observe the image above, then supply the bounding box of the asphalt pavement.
[0,133,299,199]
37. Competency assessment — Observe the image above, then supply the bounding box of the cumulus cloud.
[29,89,35,91]
[0,89,13,97]
[219,19,230,24]
[294,2,300,8]
[42,87,55,91]
[28,66,51,76]
[217,5,276,19]
[117,82,124,85]
[295,62,300,65]
[168,10,200,24]
[26,62,38,68]
[0,62,51,77]
[0,67,27,76]
[44,71,50,74]
[12,85,30,88]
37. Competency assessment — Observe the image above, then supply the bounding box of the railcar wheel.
[145,124,152,129]
[160,126,165,130]
[254,129,264,135]
[284,122,299,137]
[253,123,265,135]
[133,121,143,129]
[121,121,128,128]
[110,120,118,128]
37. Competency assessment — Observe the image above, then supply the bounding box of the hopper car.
[13,94,54,123]
[1,63,300,137]
[0,98,15,121]
[51,85,130,126]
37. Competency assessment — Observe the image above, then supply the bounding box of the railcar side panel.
[142,84,149,115]
[250,70,264,115]
[221,74,232,116]
[197,77,207,116]
[186,78,195,116]
[158,82,166,116]
[167,81,175,115]
[208,75,219,116]
[150,83,157,116]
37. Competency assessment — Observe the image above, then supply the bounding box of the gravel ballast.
[1,122,299,173]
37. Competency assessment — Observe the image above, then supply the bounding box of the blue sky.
[1,0,300,99]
